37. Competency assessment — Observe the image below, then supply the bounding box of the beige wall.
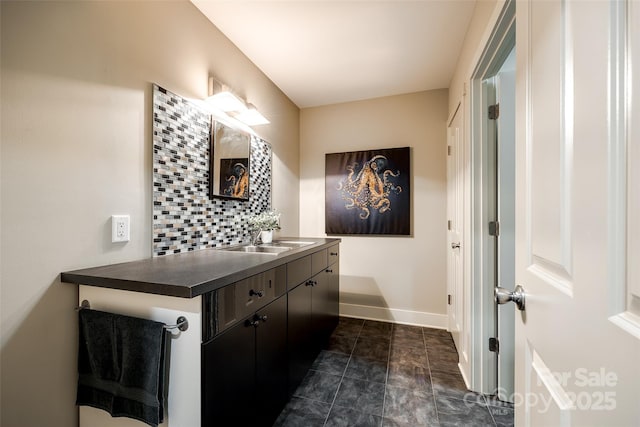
[0,2,299,426]
[299,90,448,325]
[448,0,504,115]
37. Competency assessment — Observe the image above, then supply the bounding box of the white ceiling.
[191,1,476,108]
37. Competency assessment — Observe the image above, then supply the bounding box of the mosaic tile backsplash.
[152,84,272,256]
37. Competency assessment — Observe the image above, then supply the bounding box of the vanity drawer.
[287,255,311,290]
[272,264,287,297]
[311,249,328,276]
[235,273,274,320]
[328,245,340,265]
[203,266,286,341]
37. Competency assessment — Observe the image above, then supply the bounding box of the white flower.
[247,210,281,231]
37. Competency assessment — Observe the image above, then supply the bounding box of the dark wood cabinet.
[202,244,340,426]
[202,312,256,426]
[312,261,340,347]
[202,295,287,426]
[62,238,341,427]
[255,296,288,426]
[287,244,340,395]
[287,280,313,395]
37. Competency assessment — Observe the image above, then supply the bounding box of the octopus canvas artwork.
[325,147,411,235]
[219,158,249,199]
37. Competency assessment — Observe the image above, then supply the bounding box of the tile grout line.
[423,327,442,426]
[483,394,499,427]
[380,323,393,427]
[321,319,364,426]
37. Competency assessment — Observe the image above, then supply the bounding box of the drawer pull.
[249,289,265,298]
[330,252,338,256]
[326,269,333,273]
[306,280,317,287]
[256,314,268,322]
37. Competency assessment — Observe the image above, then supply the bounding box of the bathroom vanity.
[62,238,340,427]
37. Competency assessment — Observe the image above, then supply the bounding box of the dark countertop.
[61,238,340,298]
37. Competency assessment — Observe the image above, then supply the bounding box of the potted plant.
[247,210,281,244]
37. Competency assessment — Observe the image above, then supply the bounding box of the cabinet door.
[287,282,313,395]
[255,296,288,426]
[311,263,340,347]
[202,316,256,426]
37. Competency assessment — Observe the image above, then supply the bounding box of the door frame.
[447,101,465,363]
[468,0,515,395]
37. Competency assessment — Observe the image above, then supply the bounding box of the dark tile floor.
[274,317,514,427]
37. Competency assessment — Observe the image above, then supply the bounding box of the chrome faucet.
[250,229,262,246]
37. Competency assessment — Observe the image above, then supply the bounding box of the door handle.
[495,285,526,311]
[451,242,461,249]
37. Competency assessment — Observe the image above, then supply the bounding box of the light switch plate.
[112,215,130,243]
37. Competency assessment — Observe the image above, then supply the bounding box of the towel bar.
[164,316,189,332]
[76,299,189,332]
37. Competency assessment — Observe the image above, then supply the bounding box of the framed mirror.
[210,120,250,200]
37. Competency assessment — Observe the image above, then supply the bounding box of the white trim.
[458,362,472,389]
[609,312,640,340]
[468,0,516,396]
[607,0,628,317]
[466,0,509,83]
[339,303,448,330]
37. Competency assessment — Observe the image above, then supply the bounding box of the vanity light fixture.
[205,91,247,113]
[206,76,269,126]
[233,103,270,126]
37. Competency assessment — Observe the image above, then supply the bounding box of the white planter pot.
[261,230,273,244]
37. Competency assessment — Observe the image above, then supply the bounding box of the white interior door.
[514,0,640,425]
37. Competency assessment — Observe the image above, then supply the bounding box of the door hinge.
[489,337,499,353]
[488,104,500,120]
[447,294,452,305]
[489,221,500,237]
[447,145,452,156]
[447,220,452,230]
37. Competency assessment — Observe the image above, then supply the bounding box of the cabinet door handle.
[245,319,260,328]
[330,252,338,256]
[326,269,333,273]
[306,280,317,287]
[257,314,268,322]
[249,289,264,298]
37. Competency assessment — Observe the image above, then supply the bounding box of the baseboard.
[339,302,448,330]
[458,362,471,389]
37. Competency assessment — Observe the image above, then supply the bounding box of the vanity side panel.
[78,285,201,427]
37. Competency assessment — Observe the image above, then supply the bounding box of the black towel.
[77,309,168,427]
